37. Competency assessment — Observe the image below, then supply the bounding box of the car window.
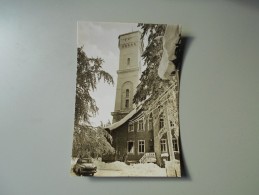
[81,158,92,163]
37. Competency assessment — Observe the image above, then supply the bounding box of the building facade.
[106,31,180,167]
[106,106,180,166]
[111,31,143,123]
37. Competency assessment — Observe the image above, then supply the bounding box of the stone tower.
[111,31,143,123]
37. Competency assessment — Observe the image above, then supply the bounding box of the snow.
[127,163,165,177]
[71,158,179,177]
[93,160,128,171]
[158,25,181,80]
[165,159,181,177]
[93,160,167,177]
[106,105,142,131]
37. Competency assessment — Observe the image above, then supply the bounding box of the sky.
[77,21,142,126]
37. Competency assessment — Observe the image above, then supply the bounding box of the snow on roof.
[106,105,142,131]
[158,25,181,80]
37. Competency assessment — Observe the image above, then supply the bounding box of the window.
[160,139,167,152]
[159,115,164,129]
[138,140,145,153]
[121,82,132,111]
[126,89,129,98]
[128,123,134,132]
[127,141,134,154]
[138,120,144,131]
[125,89,130,109]
[172,136,179,152]
[127,58,130,65]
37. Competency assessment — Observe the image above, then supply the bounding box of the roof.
[106,105,142,131]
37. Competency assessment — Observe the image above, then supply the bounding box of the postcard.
[71,21,182,177]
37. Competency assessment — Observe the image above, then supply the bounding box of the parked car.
[73,158,97,176]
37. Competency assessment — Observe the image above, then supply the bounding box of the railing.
[139,152,156,163]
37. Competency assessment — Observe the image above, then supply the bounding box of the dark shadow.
[228,0,259,10]
[175,36,194,179]
[177,36,194,80]
[178,133,190,179]
[88,175,188,181]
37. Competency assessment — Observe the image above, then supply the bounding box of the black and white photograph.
[2,1,259,194]
[71,21,183,177]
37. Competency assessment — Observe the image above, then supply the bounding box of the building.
[105,31,180,167]
[111,31,143,123]
[106,105,180,166]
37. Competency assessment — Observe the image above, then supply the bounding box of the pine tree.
[133,23,173,108]
[72,125,114,158]
[72,47,115,158]
[75,47,114,125]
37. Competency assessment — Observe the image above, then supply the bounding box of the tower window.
[127,58,130,65]
[121,82,133,111]
[125,89,130,109]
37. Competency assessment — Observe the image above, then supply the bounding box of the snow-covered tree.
[133,23,182,107]
[75,47,114,125]
[72,47,115,158]
[134,24,182,167]
[72,125,114,158]
[133,24,172,108]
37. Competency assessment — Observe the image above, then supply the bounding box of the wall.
[0,0,259,195]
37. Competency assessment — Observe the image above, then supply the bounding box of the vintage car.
[73,158,97,176]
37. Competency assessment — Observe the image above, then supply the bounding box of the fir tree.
[75,47,114,125]
[133,24,173,108]
[72,47,114,158]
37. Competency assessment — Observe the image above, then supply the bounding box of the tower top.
[118,31,141,39]
[118,31,143,54]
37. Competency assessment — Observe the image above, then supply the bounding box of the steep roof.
[106,105,142,131]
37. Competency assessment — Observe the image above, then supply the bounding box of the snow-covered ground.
[93,160,166,177]
[70,158,180,177]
